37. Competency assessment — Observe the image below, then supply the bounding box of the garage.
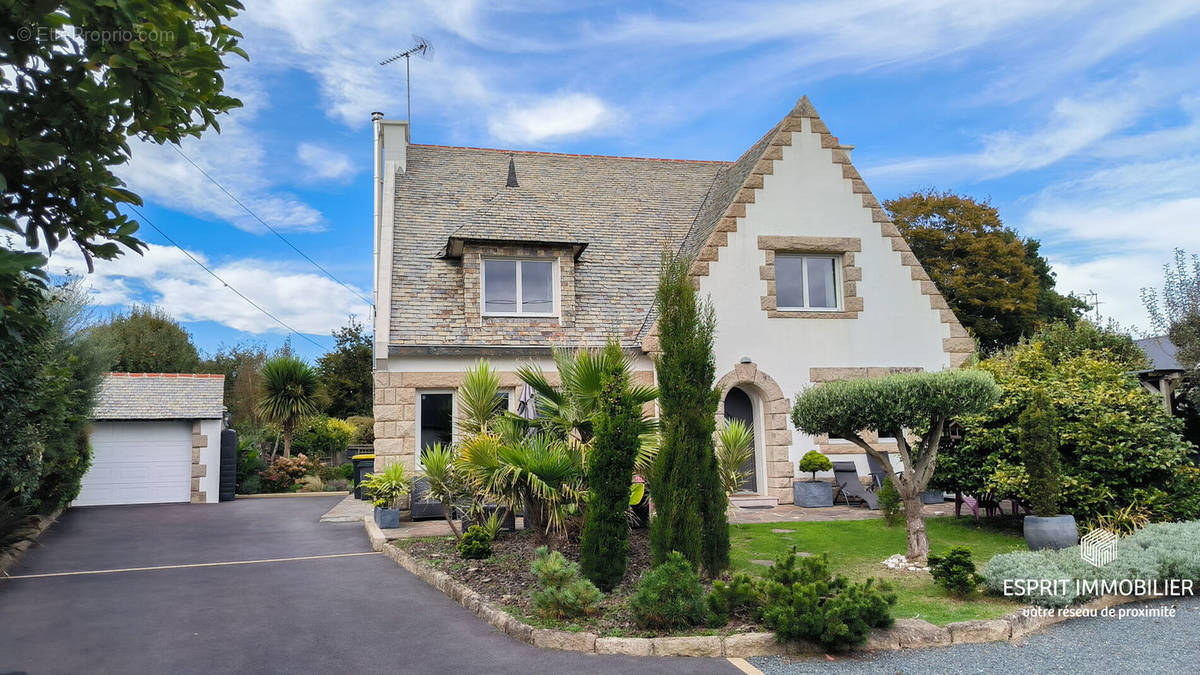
[76,373,226,506]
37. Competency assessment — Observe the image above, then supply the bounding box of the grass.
[730,517,1028,625]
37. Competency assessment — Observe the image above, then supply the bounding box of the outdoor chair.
[832,461,878,509]
[409,477,445,520]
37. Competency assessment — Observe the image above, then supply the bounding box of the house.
[74,373,226,506]
[370,97,971,512]
[1134,335,1187,414]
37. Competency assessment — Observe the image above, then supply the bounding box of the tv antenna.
[380,35,434,131]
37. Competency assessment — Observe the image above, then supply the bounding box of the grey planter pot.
[921,490,945,505]
[373,506,400,529]
[793,481,833,508]
[1024,514,1078,550]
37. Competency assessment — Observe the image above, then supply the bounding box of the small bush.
[630,551,708,629]
[757,549,895,650]
[1089,502,1151,536]
[707,572,762,625]
[258,454,319,493]
[798,450,833,481]
[1020,389,1061,517]
[877,477,902,527]
[457,525,493,560]
[296,475,324,492]
[530,546,603,619]
[927,546,983,597]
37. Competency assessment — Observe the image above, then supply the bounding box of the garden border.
[0,507,62,577]
[375,529,1160,658]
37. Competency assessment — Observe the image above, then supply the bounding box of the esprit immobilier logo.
[1079,528,1118,567]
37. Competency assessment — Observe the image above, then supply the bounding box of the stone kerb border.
[377,535,1154,658]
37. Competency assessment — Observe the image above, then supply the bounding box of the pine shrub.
[877,477,902,527]
[1020,388,1061,517]
[457,525,492,560]
[757,548,896,650]
[707,572,762,626]
[798,450,833,481]
[927,546,983,597]
[630,551,708,630]
[580,341,643,591]
[529,546,602,619]
[649,253,728,576]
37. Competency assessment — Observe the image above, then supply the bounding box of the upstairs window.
[776,254,840,310]
[483,258,556,316]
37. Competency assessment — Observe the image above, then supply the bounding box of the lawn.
[730,517,1027,625]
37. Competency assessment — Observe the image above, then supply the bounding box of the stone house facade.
[371,97,970,514]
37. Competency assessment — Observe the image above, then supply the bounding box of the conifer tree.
[579,340,643,591]
[649,253,729,576]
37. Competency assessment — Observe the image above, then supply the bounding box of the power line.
[128,204,328,350]
[169,145,373,307]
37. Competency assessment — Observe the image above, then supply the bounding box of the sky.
[44,0,1200,361]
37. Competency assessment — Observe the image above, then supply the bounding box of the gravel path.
[750,596,1200,674]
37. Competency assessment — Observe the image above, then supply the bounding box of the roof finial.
[506,155,519,188]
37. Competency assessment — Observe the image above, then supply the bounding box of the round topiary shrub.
[798,450,833,481]
[456,525,492,560]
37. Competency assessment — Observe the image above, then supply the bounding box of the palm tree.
[715,419,754,498]
[516,346,658,444]
[456,359,504,437]
[419,443,466,540]
[258,355,319,458]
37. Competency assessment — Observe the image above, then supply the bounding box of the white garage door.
[75,421,193,506]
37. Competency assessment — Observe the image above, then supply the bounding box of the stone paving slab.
[319,494,373,523]
[728,502,950,524]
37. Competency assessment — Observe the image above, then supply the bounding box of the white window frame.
[415,389,456,468]
[776,253,842,311]
[481,257,560,318]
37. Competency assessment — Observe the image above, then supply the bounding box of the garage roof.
[93,373,225,420]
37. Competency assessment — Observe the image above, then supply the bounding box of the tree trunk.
[441,502,461,540]
[901,490,930,561]
[283,426,292,458]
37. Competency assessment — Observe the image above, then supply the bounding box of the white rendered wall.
[198,418,223,503]
[701,116,949,475]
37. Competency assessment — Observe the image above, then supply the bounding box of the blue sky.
[48,0,1200,361]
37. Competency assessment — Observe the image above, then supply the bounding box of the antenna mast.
[380,35,434,132]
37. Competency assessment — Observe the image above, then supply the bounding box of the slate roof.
[389,145,727,350]
[93,373,225,420]
[1136,336,1183,370]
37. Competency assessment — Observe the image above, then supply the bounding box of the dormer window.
[483,258,557,316]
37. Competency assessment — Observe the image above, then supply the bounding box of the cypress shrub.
[649,253,729,576]
[1020,388,1061,517]
[579,340,643,591]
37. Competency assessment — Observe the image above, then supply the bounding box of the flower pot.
[373,506,400,529]
[1023,514,1078,551]
[921,490,945,505]
[793,480,833,508]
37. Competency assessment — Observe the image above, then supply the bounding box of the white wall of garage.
[197,418,223,502]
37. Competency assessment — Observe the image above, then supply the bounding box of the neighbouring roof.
[1136,336,1183,371]
[93,373,225,421]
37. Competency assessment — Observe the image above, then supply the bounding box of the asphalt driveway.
[0,496,736,675]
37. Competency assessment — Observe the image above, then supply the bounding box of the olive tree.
[792,370,1000,560]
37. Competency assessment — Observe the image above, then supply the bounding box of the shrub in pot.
[794,450,834,507]
[1020,389,1077,550]
[361,462,412,529]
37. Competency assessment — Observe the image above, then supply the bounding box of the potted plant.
[1020,389,1077,550]
[361,462,412,529]
[794,450,834,507]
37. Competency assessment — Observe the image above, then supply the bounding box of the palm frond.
[456,359,501,437]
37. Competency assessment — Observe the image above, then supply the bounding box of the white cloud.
[296,142,358,181]
[487,93,614,144]
[121,68,326,233]
[45,244,370,337]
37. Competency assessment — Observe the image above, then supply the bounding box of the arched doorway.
[723,386,757,493]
